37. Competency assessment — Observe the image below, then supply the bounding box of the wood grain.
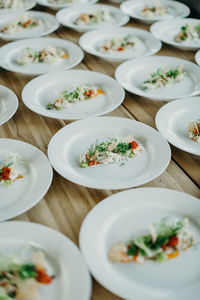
[0,2,199,299]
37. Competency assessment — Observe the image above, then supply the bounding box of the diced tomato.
[23,19,31,27]
[89,161,99,166]
[36,268,53,284]
[0,167,11,181]
[166,235,179,247]
[129,141,139,151]
[84,89,94,97]
[118,47,124,51]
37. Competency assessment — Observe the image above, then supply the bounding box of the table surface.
[0,2,200,299]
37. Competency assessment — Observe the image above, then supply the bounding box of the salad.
[140,0,168,18]
[74,10,113,26]
[0,251,54,299]
[100,35,141,53]
[142,65,185,90]
[0,14,42,34]
[79,136,143,168]
[108,217,195,264]
[46,84,105,110]
[17,46,68,66]
[175,23,200,42]
[0,153,24,186]
[188,120,200,143]
[0,0,23,9]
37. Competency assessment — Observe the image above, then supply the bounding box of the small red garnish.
[0,167,11,181]
[1,282,8,287]
[118,47,124,51]
[166,235,179,247]
[89,161,99,166]
[84,89,94,97]
[129,141,139,151]
[36,268,53,284]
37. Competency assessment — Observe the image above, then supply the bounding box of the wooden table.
[0,2,200,299]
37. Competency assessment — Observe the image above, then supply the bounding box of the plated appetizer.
[79,136,143,168]
[74,9,113,26]
[142,65,185,90]
[100,35,141,53]
[188,120,200,143]
[0,0,23,8]
[175,23,200,42]
[0,153,24,186]
[17,46,68,66]
[140,0,168,18]
[0,14,42,34]
[109,217,195,264]
[46,84,105,110]
[0,250,54,299]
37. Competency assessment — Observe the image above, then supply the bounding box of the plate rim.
[115,55,200,101]
[155,96,200,156]
[0,37,84,75]
[79,186,200,300]
[79,26,162,61]
[21,69,125,120]
[0,138,53,221]
[47,116,171,189]
[0,85,18,126]
[0,220,92,300]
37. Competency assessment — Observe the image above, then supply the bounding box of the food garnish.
[0,153,24,186]
[100,35,140,53]
[140,0,168,18]
[188,120,200,143]
[46,84,105,110]
[175,23,200,42]
[142,65,185,90]
[0,14,42,34]
[79,136,143,168]
[0,251,54,299]
[108,218,195,264]
[17,46,68,66]
[74,9,112,26]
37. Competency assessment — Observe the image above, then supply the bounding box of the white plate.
[0,139,53,221]
[0,38,84,75]
[37,0,98,10]
[0,11,59,41]
[79,187,200,300]
[0,85,18,126]
[22,70,125,119]
[0,0,36,14]
[151,18,200,51]
[156,96,200,155]
[79,26,162,63]
[48,117,171,189]
[56,4,130,32]
[115,56,200,101]
[120,0,190,24]
[195,49,200,66]
[0,221,91,300]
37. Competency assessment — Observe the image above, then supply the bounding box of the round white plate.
[0,139,53,221]
[0,11,59,41]
[0,221,91,300]
[0,85,18,126]
[79,187,200,300]
[56,4,130,32]
[48,117,171,190]
[120,0,190,24]
[156,96,200,156]
[22,70,125,120]
[79,26,162,63]
[0,0,36,14]
[195,49,200,66]
[115,56,200,101]
[151,18,200,51]
[0,37,84,75]
[37,0,98,10]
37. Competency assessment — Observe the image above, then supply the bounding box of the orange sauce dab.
[167,251,179,260]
